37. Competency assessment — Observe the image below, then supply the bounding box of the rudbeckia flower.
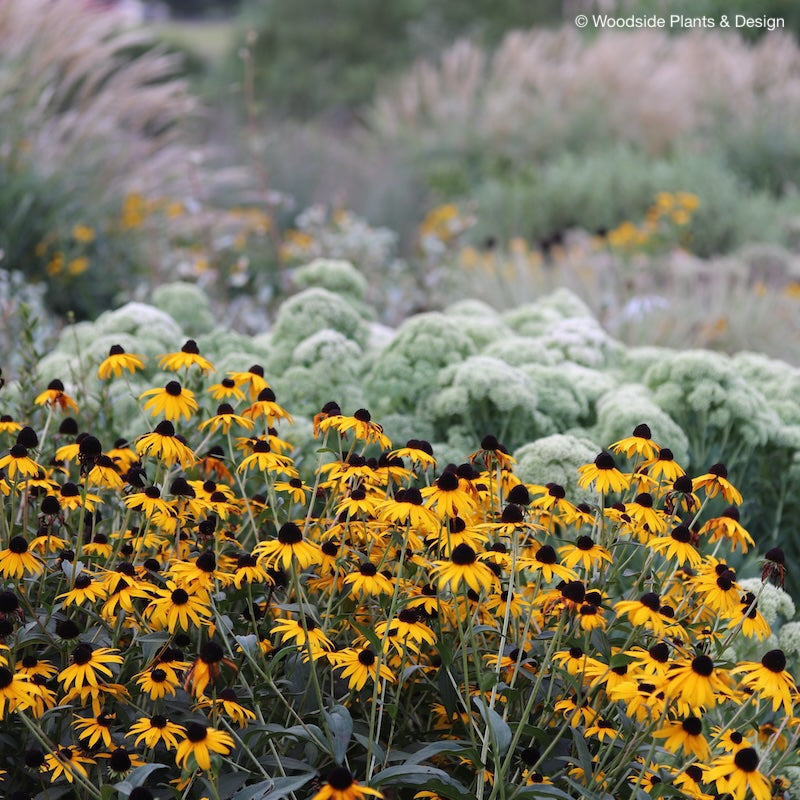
[58,642,123,691]
[699,506,754,553]
[0,536,44,579]
[184,640,237,697]
[731,649,796,714]
[704,747,771,800]
[0,666,38,717]
[692,462,743,505]
[140,381,198,422]
[0,415,21,434]
[198,687,256,727]
[318,408,390,448]
[198,403,254,434]
[0,445,42,480]
[312,767,383,800]
[558,536,613,571]
[136,420,196,468]
[648,524,702,567]
[376,488,439,533]
[422,470,477,518]
[344,561,394,597]
[664,654,730,710]
[57,573,108,607]
[145,581,213,633]
[577,451,630,494]
[330,646,395,691]
[270,616,334,661]
[254,522,322,570]
[390,439,437,470]
[126,715,185,750]
[43,746,95,784]
[97,344,146,379]
[432,543,497,594]
[242,387,293,425]
[236,439,296,476]
[522,545,578,583]
[644,447,684,482]
[652,715,711,759]
[207,377,246,402]
[136,666,180,700]
[158,339,215,374]
[34,379,79,412]
[609,423,659,460]
[376,608,436,652]
[227,364,269,400]
[175,722,234,771]
[123,485,172,517]
[73,711,115,748]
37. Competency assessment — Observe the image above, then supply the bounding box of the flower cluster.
[0,347,797,799]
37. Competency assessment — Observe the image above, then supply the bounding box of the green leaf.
[100,786,117,800]
[512,784,580,799]
[387,739,469,765]
[570,727,594,780]
[473,698,512,755]
[371,764,471,795]
[324,704,353,764]
[608,652,637,668]
[118,763,168,788]
[353,731,385,761]
[232,774,316,800]
[349,620,382,652]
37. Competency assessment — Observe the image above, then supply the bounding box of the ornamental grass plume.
[2,354,800,799]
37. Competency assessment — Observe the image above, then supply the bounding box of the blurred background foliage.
[4,0,800,363]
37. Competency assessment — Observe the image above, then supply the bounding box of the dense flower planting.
[0,339,799,799]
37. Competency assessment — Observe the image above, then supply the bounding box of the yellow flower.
[158,339,215,374]
[72,224,95,243]
[126,714,186,750]
[577,451,630,493]
[329,647,395,691]
[175,722,234,771]
[312,768,383,800]
[136,420,196,468]
[34,379,79,412]
[140,381,198,421]
[731,649,796,715]
[97,345,146,379]
[704,747,771,800]
[58,643,123,691]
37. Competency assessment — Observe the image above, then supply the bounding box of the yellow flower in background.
[312,768,383,800]
[97,344,146,379]
[175,722,234,771]
[140,381,198,421]
[67,257,89,276]
[34,379,79,412]
[158,339,215,374]
[72,223,95,243]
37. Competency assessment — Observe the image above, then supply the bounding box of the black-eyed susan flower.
[733,591,771,640]
[312,767,383,800]
[15,654,58,682]
[645,447,685,483]
[0,444,42,480]
[236,439,296,475]
[73,711,115,748]
[0,535,44,579]
[198,403,254,434]
[649,524,702,567]
[123,485,172,517]
[469,434,515,471]
[522,544,578,583]
[318,408,391,449]
[693,462,743,505]
[207,376,246,402]
[577,451,630,493]
[558,536,613,571]
[699,506,754,553]
[126,714,185,750]
[664,654,730,710]
[199,687,256,727]
[57,481,102,512]
[34,379,79,412]
[242,387,293,425]
[107,438,139,473]
[97,344,146,379]
[159,339,215,374]
[731,649,796,714]
[43,746,94,784]
[58,643,123,691]
[271,616,333,661]
[184,640,235,697]
[0,415,21,435]
[432,543,497,594]
[615,593,670,637]
[232,552,270,588]
[140,381,198,422]
[175,721,233,771]
[652,715,711,759]
[86,454,124,489]
[343,561,394,597]
[376,609,436,651]
[227,364,269,400]
[330,646,395,691]
[136,666,180,700]
[390,439,437,470]
[421,470,477,518]
[609,423,659,460]
[101,746,146,780]
[376,487,441,534]
[57,573,108,607]
[169,550,232,589]
[704,747,771,800]
[0,666,38,717]
[145,581,212,633]
[254,522,322,570]
[136,420,196,468]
